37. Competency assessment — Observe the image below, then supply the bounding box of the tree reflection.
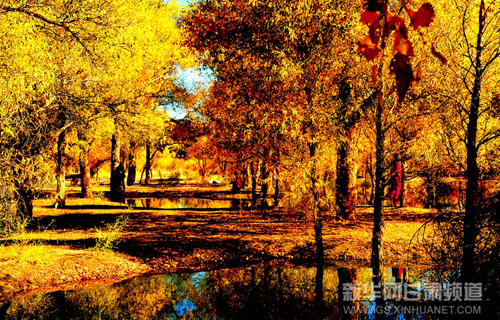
[3,265,496,319]
[315,241,325,320]
[132,197,232,209]
[1,267,338,319]
[337,268,359,320]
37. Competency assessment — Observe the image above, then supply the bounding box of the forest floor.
[0,183,439,302]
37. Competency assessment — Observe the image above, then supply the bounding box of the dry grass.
[0,245,149,301]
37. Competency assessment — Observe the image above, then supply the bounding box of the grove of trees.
[182,0,500,283]
[0,0,196,223]
[2,0,500,287]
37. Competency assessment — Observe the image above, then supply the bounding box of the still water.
[126,198,234,210]
[0,266,496,319]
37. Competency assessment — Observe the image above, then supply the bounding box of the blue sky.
[166,0,213,119]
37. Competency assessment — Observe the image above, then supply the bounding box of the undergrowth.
[94,215,129,252]
[0,219,53,266]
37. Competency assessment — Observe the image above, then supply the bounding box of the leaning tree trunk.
[78,131,92,198]
[55,130,67,208]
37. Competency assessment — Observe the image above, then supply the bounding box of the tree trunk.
[17,188,34,220]
[309,141,324,266]
[335,78,364,221]
[78,131,92,198]
[273,172,279,207]
[145,142,152,185]
[79,149,92,198]
[198,158,206,178]
[399,160,405,207]
[371,92,385,279]
[260,161,269,207]
[462,2,484,282]
[110,133,124,200]
[336,129,358,221]
[367,154,375,205]
[251,161,257,206]
[11,155,34,220]
[55,130,67,208]
[127,144,136,186]
[240,165,247,188]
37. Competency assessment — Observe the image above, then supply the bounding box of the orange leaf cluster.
[356,1,440,104]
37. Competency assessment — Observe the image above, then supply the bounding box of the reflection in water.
[1,266,497,319]
[126,197,275,210]
[128,197,233,209]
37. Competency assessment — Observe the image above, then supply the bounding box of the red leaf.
[397,19,408,38]
[360,11,380,25]
[385,16,408,40]
[431,44,447,64]
[393,31,413,57]
[389,53,414,104]
[401,39,414,57]
[368,20,381,45]
[410,3,435,29]
[357,35,381,61]
[407,8,415,19]
[393,30,403,54]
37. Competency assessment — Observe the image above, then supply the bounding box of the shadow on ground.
[25,191,435,273]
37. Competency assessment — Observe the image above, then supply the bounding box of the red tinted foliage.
[410,3,436,29]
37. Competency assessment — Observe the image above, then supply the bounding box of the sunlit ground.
[0,183,439,302]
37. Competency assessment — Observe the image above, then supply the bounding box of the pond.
[1,266,497,319]
[125,197,235,210]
